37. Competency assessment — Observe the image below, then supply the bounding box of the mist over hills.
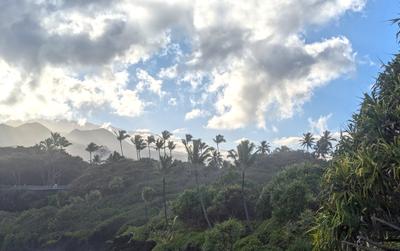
[0,120,186,161]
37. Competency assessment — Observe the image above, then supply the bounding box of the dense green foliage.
[313,54,400,250]
[0,146,318,250]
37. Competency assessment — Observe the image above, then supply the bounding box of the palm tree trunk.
[119,140,124,157]
[89,152,92,164]
[162,176,168,227]
[242,170,251,227]
[148,147,151,159]
[144,202,149,221]
[195,166,212,229]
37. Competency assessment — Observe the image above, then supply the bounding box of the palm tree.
[159,154,174,226]
[208,149,223,169]
[50,132,62,147]
[146,135,155,159]
[182,134,193,161]
[92,154,102,165]
[85,142,100,164]
[39,138,56,152]
[58,136,72,151]
[155,138,165,158]
[314,130,336,159]
[167,141,176,157]
[161,130,172,154]
[321,130,335,147]
[300,132,315,152]
[114,130,130,157]
[50,132,71,151]
[228,140,258,226]
[131,135,146,160]
[184,138,213,228]
[257,141,271,155]
[213,134,226,154]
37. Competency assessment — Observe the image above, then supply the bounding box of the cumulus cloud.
[168,98,178,106]
[184,109,210,120]
[273,136,302,148]
[190,0,364,129]
[0,0,366,128]
[172,128,187,134]
[0,0,189,122]
[136,69,164,97]
[308,113,333,135]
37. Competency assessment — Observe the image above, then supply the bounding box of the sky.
[0,0,398,149]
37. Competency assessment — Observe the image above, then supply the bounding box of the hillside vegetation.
[0,143,321,250]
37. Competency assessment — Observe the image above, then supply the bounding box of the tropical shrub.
[313,55,400,250]
[202,219,245,251]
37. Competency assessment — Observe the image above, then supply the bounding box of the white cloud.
[184,108,210,120]
[0,0,366,128]
[273,136,302,148]
[308,113,332,135]
[77,118,87,126]
[172,128,187,134]
[136,69,165,97]
[134,128,152,134]
[168,98,177,106]
[188,0,364,129]
[158,64,178,79]
[234,137,251,144]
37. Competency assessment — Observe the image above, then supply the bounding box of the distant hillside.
[66,128,137,160]
[0,121,187,161]
[5,119,99,133]
[0,122,51,146]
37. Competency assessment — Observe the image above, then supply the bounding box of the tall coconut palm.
[131,135,146,160]
[182,134,193,161]
[85,142,100,164]
[184,138,213,228]
[167,141,176,157]
[39,138,57,152]
[208,149,223,169]
[159,154,174,226]
[228,140,258,225]
[314,130,335,159]
[50,132,71,151]
[161,130,172,154]
[155,138,165,158]
[257,141,271,155]
[50,132,62,147]
[299,132,315,152]
[213,134,226,154]
[114,130,130,157]
[92,154,102,165]
[146,135,155,159]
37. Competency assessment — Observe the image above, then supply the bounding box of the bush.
[171,186,215,227]
[270,180,307,221]
[208,185,258,223]
[202,219,245,251]
[233,235,265,251]
[85,190,102,203]
[108,177,125,192]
